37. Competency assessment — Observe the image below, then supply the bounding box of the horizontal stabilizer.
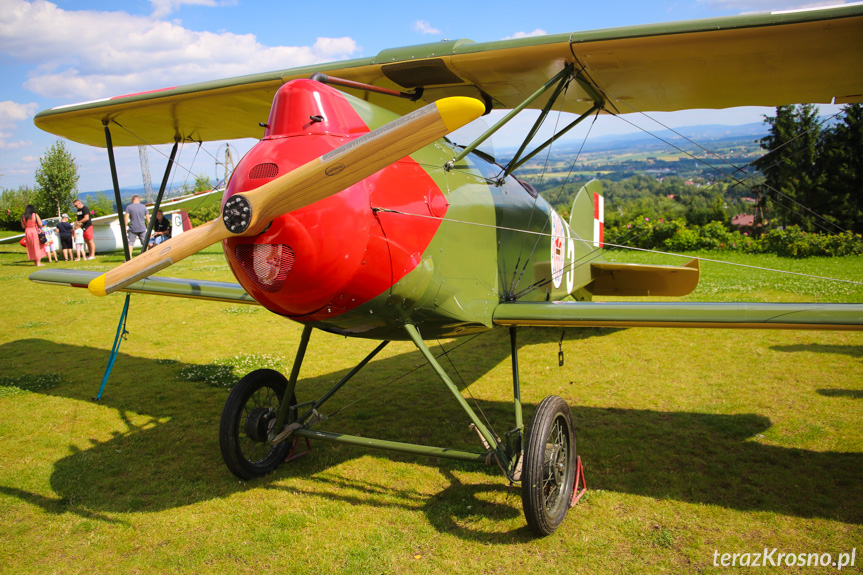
[493,300,863,331]
[590,258,700,297]
[29,269,258,305]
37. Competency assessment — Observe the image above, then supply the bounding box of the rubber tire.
[219,368,296,480]
[521,395,577,536]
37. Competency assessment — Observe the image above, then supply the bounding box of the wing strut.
[445,65,606,182]
[96,123,180,399]
[447,65,577,168]
[501,70,604,179]
[309,73,423,101]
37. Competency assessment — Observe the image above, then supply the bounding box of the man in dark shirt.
[147,210,172,248]
[73,199,96,259]
[124,195,150,258]
[56,213,74,261]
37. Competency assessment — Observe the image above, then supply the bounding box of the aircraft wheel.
[219,368,296,480]
[521,395,577,536]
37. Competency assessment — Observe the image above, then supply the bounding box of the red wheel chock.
[284,437,312,462]
[570,456,587,507]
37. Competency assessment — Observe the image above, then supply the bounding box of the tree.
[818,103,863,233]
[184,173,219,227]
[754,105,825,231]
[34,141,79,219]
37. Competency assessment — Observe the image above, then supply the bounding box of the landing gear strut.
[216,324,582,536]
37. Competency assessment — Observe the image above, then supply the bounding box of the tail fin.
[569,180,604,249]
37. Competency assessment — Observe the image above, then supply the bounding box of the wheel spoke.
[541,418,568,510]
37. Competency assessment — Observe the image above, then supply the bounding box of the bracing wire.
[370,207,863,288]
[107,120,234,214]
[321,333,486,423]
[603,97,849,234]
[436,339,500,441]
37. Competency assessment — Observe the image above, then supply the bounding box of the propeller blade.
[88,97,485,296]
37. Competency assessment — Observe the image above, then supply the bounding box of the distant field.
[1,243,860,574]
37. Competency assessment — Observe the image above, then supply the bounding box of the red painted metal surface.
[570,455,587,507]
[222,79,445,319]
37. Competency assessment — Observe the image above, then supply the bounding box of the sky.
[0,0,855,193]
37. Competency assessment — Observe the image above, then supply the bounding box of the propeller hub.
[222,195,251,234]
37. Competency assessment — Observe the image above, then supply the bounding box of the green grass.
[0,243,861,574]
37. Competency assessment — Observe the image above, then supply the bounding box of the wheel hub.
[245,407,276,442]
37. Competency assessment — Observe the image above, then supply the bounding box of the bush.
[606,220,863,257]
[0,186,37,231]
[763,227,863,257]
[664,227,701,252]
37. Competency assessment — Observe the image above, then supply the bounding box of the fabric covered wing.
[29,269,258,305]
[34,5,863,147]
[493,301,863,331]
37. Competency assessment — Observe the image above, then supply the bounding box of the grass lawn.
[0,242,861,574]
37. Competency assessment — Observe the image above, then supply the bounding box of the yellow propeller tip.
[436,97,485,133]
[88,274,108,297]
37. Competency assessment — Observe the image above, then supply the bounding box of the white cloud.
[413,20,441,35]
[503,29,548,40]
[0,101,39,125]
[0,101,39,149]
[0,0,359,101]
[148,0,235,19]
[0,139,32,150]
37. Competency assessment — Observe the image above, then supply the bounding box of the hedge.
[606,218,863,257]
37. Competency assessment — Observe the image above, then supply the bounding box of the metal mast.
[138,145,153,201]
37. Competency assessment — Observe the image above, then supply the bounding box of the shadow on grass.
[817,389,863,399]
[1,330,861,542]
[772,343,863,359]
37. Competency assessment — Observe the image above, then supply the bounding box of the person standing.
[73,221,86,261]
[56,213,74,261]
[124,195,150,259]
[73,198,96,260]
[21,204,46,266]
[42,220,58,263]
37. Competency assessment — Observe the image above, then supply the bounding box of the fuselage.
[222,80,597,340]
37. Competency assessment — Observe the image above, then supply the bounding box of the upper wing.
[34,5,863,147]
[493,301,863,331]
[29,269,258,305]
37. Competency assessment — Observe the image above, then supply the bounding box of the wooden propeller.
[88,97,485,296]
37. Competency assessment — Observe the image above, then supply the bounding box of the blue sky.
[0,0,853,192]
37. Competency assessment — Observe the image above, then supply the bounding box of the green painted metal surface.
[493,301,863,329]
[291,428,488,464]
[29,268,258,304]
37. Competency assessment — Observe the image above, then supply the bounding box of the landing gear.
[521,395,577,536]
[219,368,296,480]
[216,325,583,537]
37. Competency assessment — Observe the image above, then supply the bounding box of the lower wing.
[493,301,863,331]
[29,269,257,305]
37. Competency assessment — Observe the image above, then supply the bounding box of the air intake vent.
[249,163,279,180]
[235,243,295,293]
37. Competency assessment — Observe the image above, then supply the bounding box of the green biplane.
[30,5,863,535]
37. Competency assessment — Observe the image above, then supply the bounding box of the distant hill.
[78,185,199,202]
[498,122,768,158]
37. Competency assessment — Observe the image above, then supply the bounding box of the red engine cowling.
[221,79,447,320]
